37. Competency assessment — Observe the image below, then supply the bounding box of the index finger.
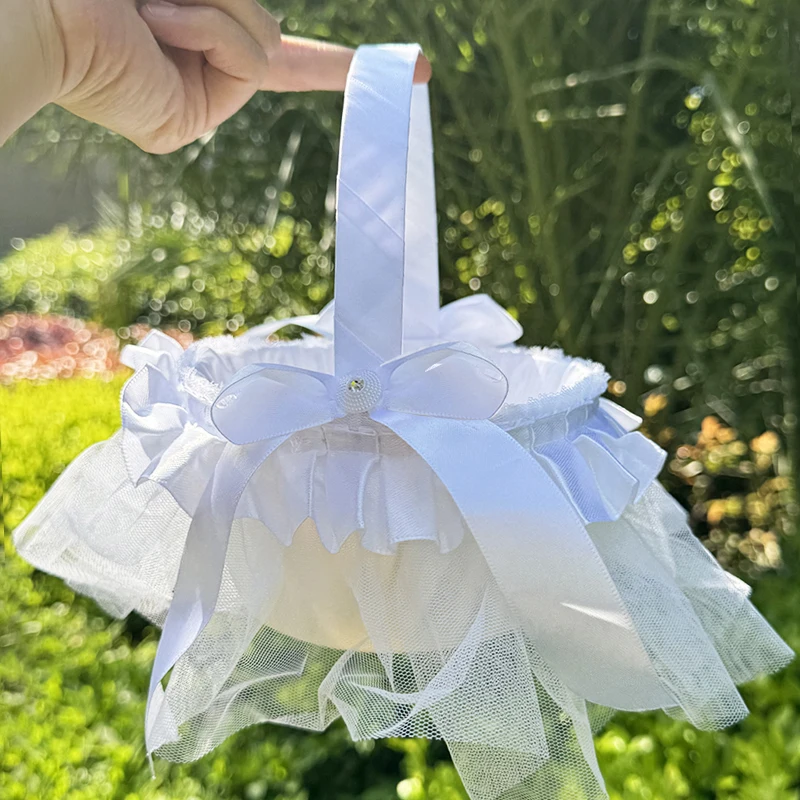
[264,37,432,92]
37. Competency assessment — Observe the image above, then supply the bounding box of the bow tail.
[145,436,289,756]
[372,410,676,711]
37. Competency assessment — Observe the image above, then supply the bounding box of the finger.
[155,2,432,91]
[141,2,268,82]
[158,0,281,58]
[140,2,267,143]
[266,37,432,92]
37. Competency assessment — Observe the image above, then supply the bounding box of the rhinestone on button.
[337,371,382,414]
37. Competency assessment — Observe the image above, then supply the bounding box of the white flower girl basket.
[15,44,792,800]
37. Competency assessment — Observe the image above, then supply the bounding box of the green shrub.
[0,219,331,339]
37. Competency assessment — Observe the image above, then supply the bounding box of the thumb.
[139,2,269,149]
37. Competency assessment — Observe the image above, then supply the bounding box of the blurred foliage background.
[1,0,797,797]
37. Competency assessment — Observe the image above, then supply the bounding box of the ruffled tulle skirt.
[15,425,792,800]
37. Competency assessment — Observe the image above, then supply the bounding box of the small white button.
[337,371,382,414]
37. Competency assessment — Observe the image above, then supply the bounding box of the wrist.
[0,0,65,145]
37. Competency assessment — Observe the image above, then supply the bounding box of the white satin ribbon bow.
[145,341,674,754]
[211,342,510,443]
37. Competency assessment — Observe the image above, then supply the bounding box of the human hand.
[0,0,431,152]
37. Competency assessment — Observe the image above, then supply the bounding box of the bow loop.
[120,329,184,377]
[382,343,508,419]
[211,365,338,446]
[436,295,523,348]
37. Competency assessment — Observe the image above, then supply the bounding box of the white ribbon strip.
[372,411,675,710]
[403,80,440,344]
[241,302,335,342]
[145,437,290,750]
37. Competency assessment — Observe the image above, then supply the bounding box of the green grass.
[1,377,798,799]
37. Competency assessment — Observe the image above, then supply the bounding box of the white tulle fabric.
[14,43,792,800]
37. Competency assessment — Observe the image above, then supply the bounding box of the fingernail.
[142,1,178,17]
[415,54,433,83]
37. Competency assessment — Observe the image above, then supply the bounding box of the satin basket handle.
[333,44,440,376]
